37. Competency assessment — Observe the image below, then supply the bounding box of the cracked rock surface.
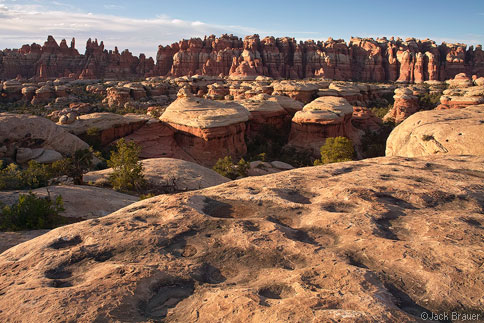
[0,155,483,322]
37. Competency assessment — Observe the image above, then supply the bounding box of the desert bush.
[213,156,249,180]
[418,92,441,110]
[51,148,93,184]
[0,161,54,190]
[107,138,145,191]
[139,193,155,200]
[370,104,393,120]
[314,137,355,165]
[0,191,65,231]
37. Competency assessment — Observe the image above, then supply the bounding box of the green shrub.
[0,192,65,231]
[213,156,249,180]
[370,104,393,120]
[314,137,355,165]
[418,92,441,110]
[0,161,53,190]
[0,149,96,190]
[107,138,145,191]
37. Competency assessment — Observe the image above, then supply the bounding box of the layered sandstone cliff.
[1,35,483,82]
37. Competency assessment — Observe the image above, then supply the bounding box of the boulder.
[33,149,63,163]
[267,95,304,115]
[386,104,484,157]
[0,155,483,321]
[0,113,88,159]
[104,87,131,108]
[272,81,318,103]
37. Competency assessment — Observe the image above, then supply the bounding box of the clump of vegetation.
[139,193,155,201]
[0,148,97,190]
[314,137,355,165]
[212,156,249,180]
[107,138,145,191]
[418,92,441,110]
[51,148,94,184]
[370,104,393,120]
[422,134,434,141]
[0,192,65,231]
[0,160,54,190]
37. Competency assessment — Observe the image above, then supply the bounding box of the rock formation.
[2,35,484,82]
[60,112,150,146]
[386,104,484,157]
[0,36,155,80]
[0,155,483,321]
[384,87,420,123]
[287,96,361,156]
[160,90,251,166]
[351,106,382,132]
[0,113,89,162]
[236,97,288,139]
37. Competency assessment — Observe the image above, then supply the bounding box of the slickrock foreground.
[386,104,484,157]
[0,185,138,253]
[0,155,483,322]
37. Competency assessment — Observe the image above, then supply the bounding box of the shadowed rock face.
[0,155,483,322]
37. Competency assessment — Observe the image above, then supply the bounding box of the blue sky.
[0,0,483,58]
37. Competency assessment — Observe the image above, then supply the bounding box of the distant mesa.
[0,34,483,82]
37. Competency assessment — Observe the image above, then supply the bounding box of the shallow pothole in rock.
[321,201,355,213]
[202,197,234,218]
[258,284,295,299]
[272,188,312,205]
[138,279,195,320]
[48,235,82,250]
[191,263,226,284]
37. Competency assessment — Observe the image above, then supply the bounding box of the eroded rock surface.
[1,155,482,322]
[386,104,484,157]
[0,112,89,160]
